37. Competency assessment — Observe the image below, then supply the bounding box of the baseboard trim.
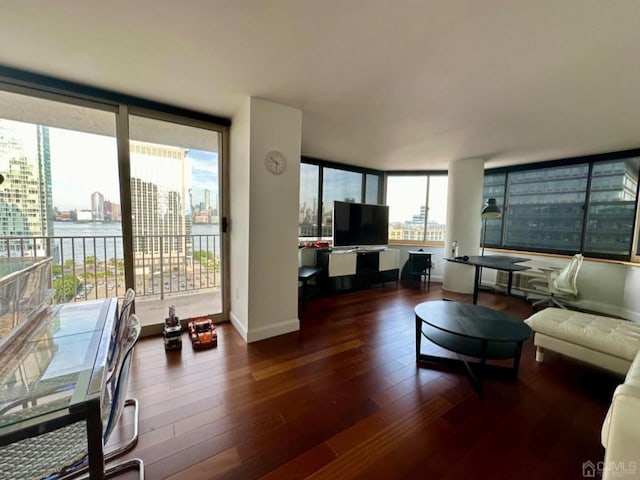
[246,318,300,343]
[229,311,248,342]
[229,312,300,343]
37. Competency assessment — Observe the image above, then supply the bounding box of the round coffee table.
[415,300,531,395]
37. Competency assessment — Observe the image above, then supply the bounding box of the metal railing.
[0,234,221,303]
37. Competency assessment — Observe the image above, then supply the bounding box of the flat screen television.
[333,201,389,247]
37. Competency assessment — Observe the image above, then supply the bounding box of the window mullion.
[423,176,430,242]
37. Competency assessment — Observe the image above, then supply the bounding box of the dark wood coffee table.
[415,300,531,396]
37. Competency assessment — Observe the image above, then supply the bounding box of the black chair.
[404,251,432,289]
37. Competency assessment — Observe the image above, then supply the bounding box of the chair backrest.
[107,288,136,371]
[104,313,141,442]
[552,253,583,296]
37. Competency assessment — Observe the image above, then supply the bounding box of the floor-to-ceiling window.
[0,72,229,327]
[128,113,224,322]
[0,88,121,303]
[483,153,640,261]
[385,173,448,244]
[298,158,384,241]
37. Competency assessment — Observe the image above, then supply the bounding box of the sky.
[48,128,218,211]
[386,175,448,224]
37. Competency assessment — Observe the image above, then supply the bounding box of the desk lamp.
[481,198,501,256]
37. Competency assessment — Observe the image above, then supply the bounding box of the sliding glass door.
[0,84,228,327]
[128,113,224,323]
[0,88,123,303]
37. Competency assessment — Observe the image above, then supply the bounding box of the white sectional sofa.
[600,352,640,479]
[524,308,640,479]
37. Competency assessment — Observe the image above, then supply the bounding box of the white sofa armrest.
[601,383,640,479]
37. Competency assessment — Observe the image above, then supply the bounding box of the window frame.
[484,149,640,262]
[0,65,231,322]
[385,170,448,246]
[299,156,385,240]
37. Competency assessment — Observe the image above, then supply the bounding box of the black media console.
[316,248,399,292]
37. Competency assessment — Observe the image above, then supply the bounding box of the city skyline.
[43,125,218,212]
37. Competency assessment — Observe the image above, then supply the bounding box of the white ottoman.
[524,308,640,375]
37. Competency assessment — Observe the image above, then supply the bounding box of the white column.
[229,97,302,342]
[443,158,485,294]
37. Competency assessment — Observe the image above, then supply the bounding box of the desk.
[0,298,118,479]
[446,255,531,304]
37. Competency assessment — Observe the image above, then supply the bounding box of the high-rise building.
[129,142,191,264]
[0,120,52,255]
[482,159,639,255]
[91,191,104,221]
[103,199,121,222]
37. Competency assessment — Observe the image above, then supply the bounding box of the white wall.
[385,245,640,322]
[493,253,640,321]
[229,98,251,337]
[229,97,302,342]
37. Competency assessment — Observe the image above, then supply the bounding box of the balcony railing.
[0,234,221,303]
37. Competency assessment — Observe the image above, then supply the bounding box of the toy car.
[163,305,182,351]
[188,317,217,349]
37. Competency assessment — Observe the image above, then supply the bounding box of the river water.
[50,222,220,265]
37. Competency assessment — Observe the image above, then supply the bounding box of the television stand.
[354,246,387,252]
[316,248,399,293]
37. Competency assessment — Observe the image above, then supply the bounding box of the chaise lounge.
[524,307,640,479]
[524,307,640,375]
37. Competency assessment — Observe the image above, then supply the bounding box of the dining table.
[0,297,119,479]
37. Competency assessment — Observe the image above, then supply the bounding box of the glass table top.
[0,299,114,429]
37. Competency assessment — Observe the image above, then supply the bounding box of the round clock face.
[265,150,286,175]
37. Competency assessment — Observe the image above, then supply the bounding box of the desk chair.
[528,253,584,309]
[107,288,136,373]
[405,251,432,289]
[0,314,143,480]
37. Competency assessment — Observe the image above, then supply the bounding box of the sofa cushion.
[524,308,640,361]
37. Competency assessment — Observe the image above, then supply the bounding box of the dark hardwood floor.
[113,284,621,479]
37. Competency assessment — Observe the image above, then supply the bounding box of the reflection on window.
[365,174,379,204]
[386,175,447,243]
[321,168,362,238]
[0,89,120,303]
[299,163,319,237]
[486,156,640,259]
[504,164,589,251]
[585,158,639,255]
[481,173,506,246]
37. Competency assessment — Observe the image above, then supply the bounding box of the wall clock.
[265,150,287,175]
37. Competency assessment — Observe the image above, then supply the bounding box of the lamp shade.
[481,198,502,219]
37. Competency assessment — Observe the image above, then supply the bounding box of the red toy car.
[188,317,217,349]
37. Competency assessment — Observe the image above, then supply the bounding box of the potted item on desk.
[188,316,217,349]
[163,305,182,351]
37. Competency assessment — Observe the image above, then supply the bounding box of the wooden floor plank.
[309,396,453,479]
[165,447,242,480]
[251,339,364,380]
[118,284,618,479]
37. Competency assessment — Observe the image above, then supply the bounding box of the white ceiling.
[1,1,640,171]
